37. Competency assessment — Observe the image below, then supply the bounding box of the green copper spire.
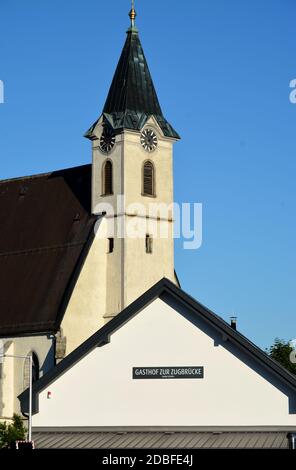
[85,1,180,140]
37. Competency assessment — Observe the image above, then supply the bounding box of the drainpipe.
[287,433,296,449]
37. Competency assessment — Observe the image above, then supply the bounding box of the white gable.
[32,297,296,427]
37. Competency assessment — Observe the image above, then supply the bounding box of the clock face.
[99,127,116,154]
[140,128,158,152]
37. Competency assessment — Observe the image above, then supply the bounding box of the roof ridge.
[0,164,91,184]
[0,241,87,258]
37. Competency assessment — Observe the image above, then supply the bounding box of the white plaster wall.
[122,122,175,306]
[123,121,174,211]
[89,121,176,319]
[0,341,14,420]
[32,298,296,427]
[1,335,54,418]
[61,230,108,354]
[60,119,176,337]
[124,228,174,307]
[92,130,123,215]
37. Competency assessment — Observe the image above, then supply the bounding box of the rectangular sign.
[133,366,204,380]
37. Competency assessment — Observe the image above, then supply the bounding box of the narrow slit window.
[143,161,155,196]
[146,235,153,254]
[108,238,114,253]
[103,160,113,195]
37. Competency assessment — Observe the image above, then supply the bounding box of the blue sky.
[0,0,295,349]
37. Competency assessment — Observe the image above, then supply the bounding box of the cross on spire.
[129,0,137,29]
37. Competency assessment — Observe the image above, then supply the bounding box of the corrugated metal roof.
[0,164,96,336]
[32,431,289,449]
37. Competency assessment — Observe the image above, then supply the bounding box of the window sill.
[142,193,156,199]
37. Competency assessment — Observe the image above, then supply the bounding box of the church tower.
[85,4,180,320]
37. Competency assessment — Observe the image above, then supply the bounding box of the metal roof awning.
[32,430,290,449]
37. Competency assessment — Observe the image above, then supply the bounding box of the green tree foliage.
[267,338,296,375]
[0,414,26,448]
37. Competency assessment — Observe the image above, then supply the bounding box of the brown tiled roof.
[0,164,96,336]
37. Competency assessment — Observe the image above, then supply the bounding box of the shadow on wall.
[23,343,56,393]
[41,340,56,378]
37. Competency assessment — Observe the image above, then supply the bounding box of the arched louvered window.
[102,160,113,196]
[143,161,155,197]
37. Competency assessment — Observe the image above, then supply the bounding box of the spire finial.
[129,0,137,29]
